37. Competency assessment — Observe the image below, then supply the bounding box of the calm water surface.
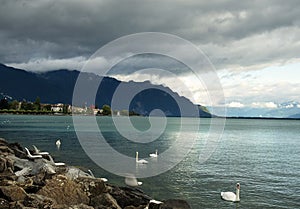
[0,115,299,208]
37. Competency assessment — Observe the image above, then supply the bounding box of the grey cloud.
[107,54,191,76]
[1,0,300,71]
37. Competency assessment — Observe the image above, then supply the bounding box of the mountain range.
[0,63,211,117]
[214,101,300,118]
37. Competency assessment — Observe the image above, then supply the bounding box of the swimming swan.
[136,151,148,164]
[125,175,142,186]
[149,149,158,158]
[55,139,61,149]
[221,183,240,202]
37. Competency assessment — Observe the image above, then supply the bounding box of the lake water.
[0,115,299,208]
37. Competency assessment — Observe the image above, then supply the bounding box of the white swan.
[88,169,95,178]
[87,169,108,182]
[221,183,240,202]
[125,175,142,187]
[48,154,65,166]
[146,199,163,209]
[136,151,148,164]
[32,145,49,155]
[55,139,61,149]
[24,147,42,159]
[149,149,158,158]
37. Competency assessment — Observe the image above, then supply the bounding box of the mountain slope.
[211,101,300,118]
[0,63,211,117]
[288,113,300,118]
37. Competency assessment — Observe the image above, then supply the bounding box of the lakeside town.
[0,97,140,116]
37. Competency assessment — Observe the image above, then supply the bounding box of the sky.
[1,0,300,116]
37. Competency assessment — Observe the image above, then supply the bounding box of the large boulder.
[23,193,56,208]
[108,185,151,208]
[75,176,107,197]
[67,203,94,209]
[160,199,191,209]
[37,174,89,206]
[0,146,14,156]
[91,193,121,209]
[148,200,163,209]
[8,142,27,159]
[124,205,146,209]
[0,198,10,209]
[0,157,7,172]
[0,147,15,173]
[0,138,191,209]
[0,185,27,202]
[0,138,8,148]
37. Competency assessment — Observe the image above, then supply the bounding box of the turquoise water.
[0,115,299,208]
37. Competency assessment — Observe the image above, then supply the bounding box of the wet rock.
[65,167,91,180]
[0,147,13,158]
[0,157,7,172]
[31,171,46,186]
[0,138,7,144]
[12,156,57,176]
[160,199,191,209]
[0,138,190,209]
[0,179,15,187]
[5,157,14,169]
[76,176,107,198]
[68,203,94,209]
[0,138,13,156]
[148,200,163,209]
[9,200,25,209]
[22,175,44,194]
[109,185,151,208]
[91,193,121,209]
[23,193,56,208]
[0,198,10,209]
[124,205,146,209]
[0,171,16,184]
[37,174,89,206]
[8,142,27,159]
[0,185,27,202]
[0,156,14,173]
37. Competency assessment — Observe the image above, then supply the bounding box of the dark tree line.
[1,98,138,116]
[0,97,51,112]
[0,98,9,110]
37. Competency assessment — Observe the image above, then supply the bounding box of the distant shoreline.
[0,112,299,120]
[222,116,300,120]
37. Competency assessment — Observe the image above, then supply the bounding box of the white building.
[51,103,64,112]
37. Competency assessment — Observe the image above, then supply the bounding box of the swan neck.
[136,152,138,162]
[235,188,240,201]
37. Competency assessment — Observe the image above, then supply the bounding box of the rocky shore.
[0,138,191,209]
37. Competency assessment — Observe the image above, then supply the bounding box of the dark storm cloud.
[1,0,300,70]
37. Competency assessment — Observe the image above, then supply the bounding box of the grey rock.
[0,185,27,202]
[109,185,151,208]
[65,167,91,180]
[91,193,121,209]
[0,138,190,209]
[0,198,10,209]
[37,174,89,206]
[23,193,56,208]
[160,199,191,209]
